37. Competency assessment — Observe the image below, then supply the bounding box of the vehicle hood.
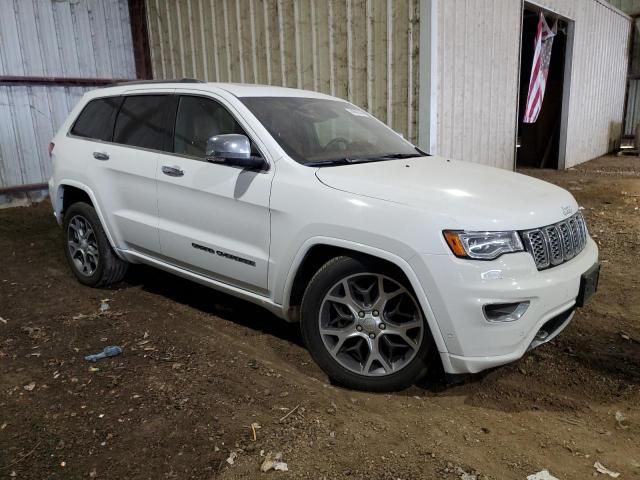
[315,156,579,231]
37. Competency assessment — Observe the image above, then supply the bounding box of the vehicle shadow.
[122,264,305,348]
[120,264,455,391]
[120,265,640,403]
[426,318,640,412]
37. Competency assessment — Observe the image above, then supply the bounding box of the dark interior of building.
[517,10,568,169]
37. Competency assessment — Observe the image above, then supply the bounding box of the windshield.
[240,96,421,165]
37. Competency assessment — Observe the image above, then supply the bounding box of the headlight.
[443,230,524,260]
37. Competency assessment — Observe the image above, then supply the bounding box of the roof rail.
[113,78,205,86]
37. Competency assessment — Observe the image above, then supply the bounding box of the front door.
[156,94,272,293]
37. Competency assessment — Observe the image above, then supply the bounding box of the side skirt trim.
[119,249,286,319]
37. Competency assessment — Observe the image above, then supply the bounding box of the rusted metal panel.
[145,0,420,143]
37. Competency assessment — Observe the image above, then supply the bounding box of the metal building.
[146,0,631,170]
[426,0,630,169]
[0,0,633,202]
[146,0,421,143]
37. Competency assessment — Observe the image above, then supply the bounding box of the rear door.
[156,93,273,293]
[85,92,176,254]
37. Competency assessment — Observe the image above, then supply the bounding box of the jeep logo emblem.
[561,205,572,216]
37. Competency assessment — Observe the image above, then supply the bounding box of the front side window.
[173,96,246,158]
[70,97,122,141]
[113,95,175,151]
[240,97,421,165]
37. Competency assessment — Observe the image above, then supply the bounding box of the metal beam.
[0,76,132,86]
[0,183,48,195]
[128,0,153,79]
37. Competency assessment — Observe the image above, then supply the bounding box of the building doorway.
[516,5,572,169]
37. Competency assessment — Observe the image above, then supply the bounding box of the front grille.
[521,212,588,270]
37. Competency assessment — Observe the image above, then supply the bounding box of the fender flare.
[55,180,119,252]
[280,236,448,354]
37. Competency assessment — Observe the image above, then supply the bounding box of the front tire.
[300,256,432,392]
[63,202,128,287]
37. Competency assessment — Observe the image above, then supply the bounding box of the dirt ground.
[0,155,638,480]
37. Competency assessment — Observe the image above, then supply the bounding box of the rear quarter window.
[70,96,122,141]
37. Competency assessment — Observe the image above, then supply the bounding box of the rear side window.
[113,95,175,151]
[70,97,121,141]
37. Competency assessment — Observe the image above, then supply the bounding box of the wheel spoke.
[76,219,86,239]
[68,221,80,239]
[350,277,377,306]
[320,327,358,354]
[79,250,89,273]
[372,278,403,312]
[381,330,418,350]
[363,338,392,374]
[68,240,81,255]
[325,279,362,315]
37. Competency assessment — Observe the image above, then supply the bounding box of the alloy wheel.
[318,273,424,376]
[67,215,99,276]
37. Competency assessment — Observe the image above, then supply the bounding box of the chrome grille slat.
[521,212,588,270]
[568,217,580,251]
[544,226,563,266]
[577,214,587,250]
[523,230,549,269]
[558,221,574,259]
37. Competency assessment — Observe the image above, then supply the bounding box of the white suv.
[48,80,600,391]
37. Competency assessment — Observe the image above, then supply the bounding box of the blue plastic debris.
[85,345,123,362]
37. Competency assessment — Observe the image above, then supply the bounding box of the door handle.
[162,165,184,177]
[93,151,109,161]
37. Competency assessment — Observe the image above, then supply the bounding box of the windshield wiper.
[304,158,354,167]
[371,153,424,159]
[305,152,424,167]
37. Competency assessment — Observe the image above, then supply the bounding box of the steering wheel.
[324,137,350,152]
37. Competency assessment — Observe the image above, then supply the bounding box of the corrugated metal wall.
[146,0,628,170]
[434,0,630,169]
[435,0,522,170]
[145,0,420,142]
[561,0,630,166]
[0,0,136,192]
[0,85,91,191]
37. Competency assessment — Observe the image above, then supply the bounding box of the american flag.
[523,13,557,123]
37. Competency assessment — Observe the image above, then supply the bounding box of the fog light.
[483,301,529,322]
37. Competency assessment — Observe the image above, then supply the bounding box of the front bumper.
[409,237,599,374]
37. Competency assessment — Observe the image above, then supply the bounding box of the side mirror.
[205,134,267,170]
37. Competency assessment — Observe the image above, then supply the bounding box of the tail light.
[48,142,55,157]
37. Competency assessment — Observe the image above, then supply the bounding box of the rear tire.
[63,202,128,287]
[300,256,433,392]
